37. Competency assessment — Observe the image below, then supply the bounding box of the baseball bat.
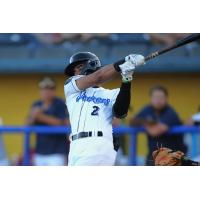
[145,33,200,61]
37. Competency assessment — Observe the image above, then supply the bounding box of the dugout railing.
[0,125,200,166]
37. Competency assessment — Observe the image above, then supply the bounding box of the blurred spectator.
[149,33,189,46]
[33,33,110,45]
[0,33,31,46]
[26,77,70,166]
[34,33,80,45]
[111,33,149,44]
[0,117,9,166]
[79,33,110,42]
[130,85,187,165]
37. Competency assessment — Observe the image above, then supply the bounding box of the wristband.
[122,76,133,83]
[113,59,125,72]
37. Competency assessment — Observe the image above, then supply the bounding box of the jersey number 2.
[91,106,100,116]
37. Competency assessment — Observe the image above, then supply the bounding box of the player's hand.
[119,54,145,74]
[119,54,145,82]
[125,54,145,67]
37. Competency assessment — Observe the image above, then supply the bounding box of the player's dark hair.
[149,85,168,97]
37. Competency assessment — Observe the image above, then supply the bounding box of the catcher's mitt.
[152,147,184,166]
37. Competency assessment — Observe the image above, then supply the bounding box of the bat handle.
[145,51,159,61]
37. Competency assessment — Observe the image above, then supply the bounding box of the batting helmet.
[64,52,102,76]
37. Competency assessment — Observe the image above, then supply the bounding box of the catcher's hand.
[152,147,184,166]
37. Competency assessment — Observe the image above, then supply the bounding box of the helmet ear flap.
[65,52,101,76]
[80,59,102,75]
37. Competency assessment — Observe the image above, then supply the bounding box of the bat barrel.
[145,33,200,62]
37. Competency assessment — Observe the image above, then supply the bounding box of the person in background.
[130,85,187,165]
[33,33,110,45]
[27,77,70,166]
[148,33,189,46]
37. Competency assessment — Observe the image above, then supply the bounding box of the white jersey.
[64,75,119,140]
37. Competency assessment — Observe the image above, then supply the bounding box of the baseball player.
[64,52,145,166]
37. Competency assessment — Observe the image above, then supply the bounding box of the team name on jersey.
[76,91,110,106]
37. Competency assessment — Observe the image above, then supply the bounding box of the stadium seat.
[0,47,30,58]
[111,44,148,57]
[34,47,70,58]
[110,33,150,44]
[0,34,34,46]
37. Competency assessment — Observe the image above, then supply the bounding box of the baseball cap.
[38,77,56,89]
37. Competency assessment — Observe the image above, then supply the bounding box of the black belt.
[72,131,103,141]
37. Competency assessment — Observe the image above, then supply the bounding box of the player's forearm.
[76,64,119,90]
[76,54,145,90]
[113,82,131,118]
[92,64,119,84]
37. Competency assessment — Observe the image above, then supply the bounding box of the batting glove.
[121,71,134,82]
[127,54,145,66]
[119,54,145,82]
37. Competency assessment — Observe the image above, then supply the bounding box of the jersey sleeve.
[110,88,120,106]
[64,75,84,97]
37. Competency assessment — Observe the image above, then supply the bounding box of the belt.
[71,131,103,141]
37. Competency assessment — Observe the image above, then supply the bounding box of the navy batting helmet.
[64,52,102,76]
